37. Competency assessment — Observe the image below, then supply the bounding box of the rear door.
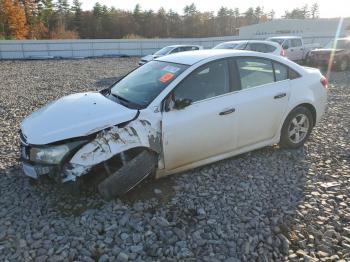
[231,57,291,148]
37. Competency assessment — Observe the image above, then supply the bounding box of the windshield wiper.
[110,93,142,109]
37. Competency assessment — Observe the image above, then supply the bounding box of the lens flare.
[327,17,344,79]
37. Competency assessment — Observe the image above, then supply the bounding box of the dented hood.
[21,92,138,145]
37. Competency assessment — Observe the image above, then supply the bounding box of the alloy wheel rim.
[288,114,310,144]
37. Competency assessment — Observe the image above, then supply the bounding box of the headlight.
[30,144,70,164]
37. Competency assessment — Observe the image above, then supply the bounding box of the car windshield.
[269,38,284,45]
[154,46,174,55]
[213,42,245,49]
[325,39,350,49]
[109,61,188,109]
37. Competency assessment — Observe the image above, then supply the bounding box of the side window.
[291,39,302,47]
[173,60,229,103]
[274,62,289,81]
[191,46,199,50]
[237,58,274,89]
[288,68,301,80]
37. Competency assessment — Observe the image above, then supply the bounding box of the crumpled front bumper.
[21,161,58,179]
[20,142,90,182]
[20,141,58,179]
[19,132,93,182]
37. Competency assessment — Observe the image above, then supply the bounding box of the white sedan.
[213,40,285,56]
[20,50,328,199]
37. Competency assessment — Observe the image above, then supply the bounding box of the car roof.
[219,40,280,46]
[217,40,248,45]
[268,36,301,39]
[155,49,272,66]
[166,44,201,48]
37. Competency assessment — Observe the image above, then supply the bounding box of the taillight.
[320,76,328,89]
[280,49,286,56]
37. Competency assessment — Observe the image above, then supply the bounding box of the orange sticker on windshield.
[159,72,174,83]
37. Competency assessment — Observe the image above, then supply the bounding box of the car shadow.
[0,145,310,259]
[1,145,309,218]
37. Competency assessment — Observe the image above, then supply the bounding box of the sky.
[78,0,349,18]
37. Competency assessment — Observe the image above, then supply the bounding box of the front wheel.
[98,150,157,200]
[279,106,314,149]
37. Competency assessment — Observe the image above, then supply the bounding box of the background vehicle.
[213,40,285,56]
[138,45,203,65]
[267,36,320,62]
[20,50,327,199]
[307,37,350,71]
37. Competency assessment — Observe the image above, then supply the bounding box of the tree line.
[0,1,320,40]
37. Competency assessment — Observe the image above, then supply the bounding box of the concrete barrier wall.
[0,35,336,60]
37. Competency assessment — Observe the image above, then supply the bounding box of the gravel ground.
[0,58,349,262]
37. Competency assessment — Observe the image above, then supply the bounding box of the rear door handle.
[219,108,235,115]
[274,93,287,99]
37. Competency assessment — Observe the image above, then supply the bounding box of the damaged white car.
[20,50,328,199]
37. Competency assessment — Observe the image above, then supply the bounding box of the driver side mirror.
[174,98,192,110]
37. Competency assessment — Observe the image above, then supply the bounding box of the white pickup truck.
[267,36,320,62]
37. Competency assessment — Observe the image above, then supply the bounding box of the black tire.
[98,150,157,200]
[279,106,314,149]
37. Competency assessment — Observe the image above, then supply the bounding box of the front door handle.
[274,93,287,99]
[219,108,235,115]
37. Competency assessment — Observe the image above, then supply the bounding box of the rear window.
[154,46,174,55]
[214,42,245,50]
[247,43,277,53]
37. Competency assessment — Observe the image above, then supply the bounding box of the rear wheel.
[279,106,314,149]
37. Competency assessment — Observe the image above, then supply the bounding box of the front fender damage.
[62,119,161,182]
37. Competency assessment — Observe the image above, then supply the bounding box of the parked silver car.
[213,40,285,56]
[139,45,203,65]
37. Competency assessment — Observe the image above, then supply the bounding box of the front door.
[162,59,238,170]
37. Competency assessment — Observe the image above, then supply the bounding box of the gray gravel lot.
[0,58,349,261]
